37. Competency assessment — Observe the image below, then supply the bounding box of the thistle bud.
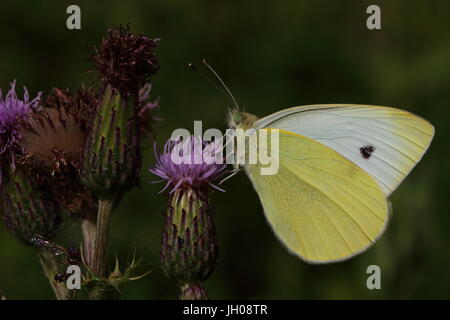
[150,137,226,299]
[162,187,219,284]
[82,26,159,198]
[82,84,141,197]
[1,168,62,246]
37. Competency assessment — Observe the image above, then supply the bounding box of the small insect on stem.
[65,246,81,266]
[31,235,81,283]
[54,272,70,283]
[53,247,81,283]
[30,235,67,256]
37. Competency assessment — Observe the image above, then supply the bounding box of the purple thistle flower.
[139,83,159,112]
[149,136,227,193]
[0,80,41,155]
[152,135,225,298]
[138,83,161,136]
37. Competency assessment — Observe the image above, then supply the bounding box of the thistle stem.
[38,251,71,300]
[92,198,115,277]
[81,215,96,270]
[81,198,117,300]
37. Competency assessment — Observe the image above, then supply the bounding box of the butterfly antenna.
[202,59,240,112]
[188,60,240,112]
[188,63,230,99]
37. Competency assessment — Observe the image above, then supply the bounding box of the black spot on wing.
[360,145,375,159]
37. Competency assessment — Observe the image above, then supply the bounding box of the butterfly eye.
[227,110,241,128]
[235,113,242,123]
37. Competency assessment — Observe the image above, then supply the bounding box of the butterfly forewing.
[254,104,434,196]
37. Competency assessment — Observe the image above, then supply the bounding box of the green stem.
[81,198,118,300]
[38,251,71,300]
[81,198,114,277]
[81,215,97,271]
[92,198,115,277]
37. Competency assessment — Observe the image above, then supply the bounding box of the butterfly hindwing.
[245,129,388,263]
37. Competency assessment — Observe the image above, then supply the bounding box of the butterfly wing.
[254,105,434,196]
[246,129,388,263]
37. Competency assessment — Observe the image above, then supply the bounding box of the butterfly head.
[228,109,258,130]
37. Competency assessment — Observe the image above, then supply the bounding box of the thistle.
[0,80,40,183]
[81,26,159,279]
[82,26,159,198]
[0,81,62,245]
[150,136,226,300]
[0,82,75,299]
[19,87,98,217]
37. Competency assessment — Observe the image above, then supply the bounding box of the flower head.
[0,81,40,155]
[149,136,227,193]
[152,136,226,297]
[0,81,41,184]
[20,87,96,170]
[91,26,159,98]
[18,87,98,217]
[82,27,160,198]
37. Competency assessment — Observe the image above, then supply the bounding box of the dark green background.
[0,0,448,299]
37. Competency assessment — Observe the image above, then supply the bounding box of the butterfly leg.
[219,167,242,185]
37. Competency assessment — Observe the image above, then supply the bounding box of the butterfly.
[194,60,434,263]
[228,104,434,263]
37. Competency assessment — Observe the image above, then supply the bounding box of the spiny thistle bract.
[82,84,141,198]
[150,136,227,300]
[1,167,62,246]
[82,26,159,198]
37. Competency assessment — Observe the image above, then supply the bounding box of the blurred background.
[0,0,449,299]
